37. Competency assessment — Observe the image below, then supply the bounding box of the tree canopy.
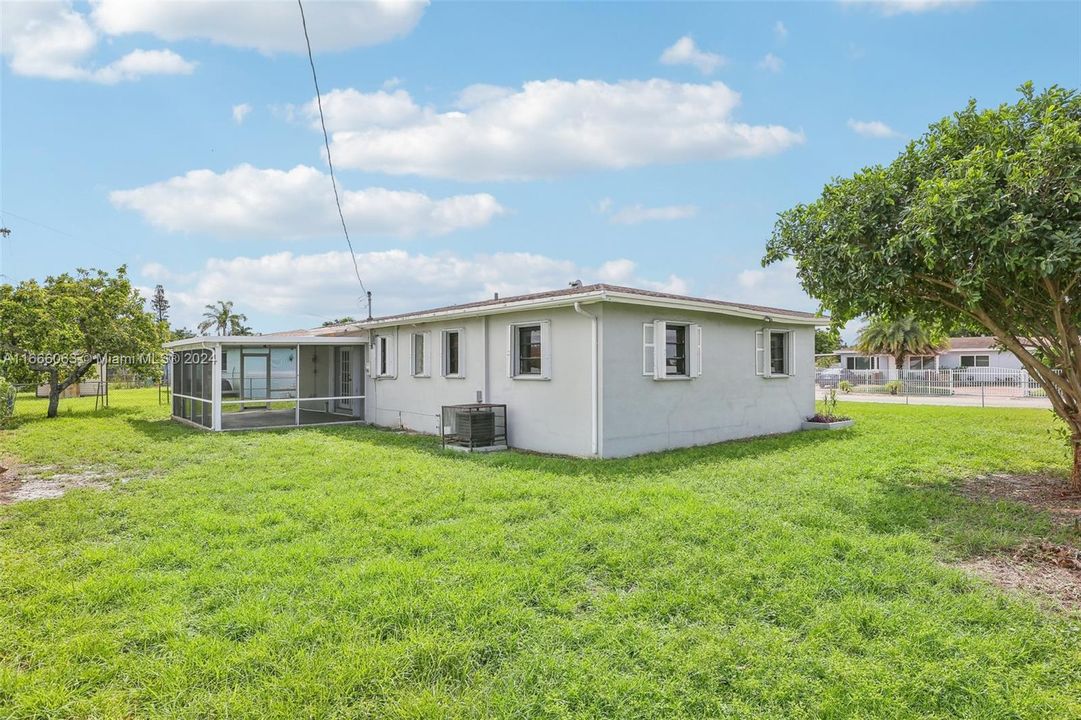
[198,300,252,336]
[0,266,166,417]
[856,317,947,370]
[764,83,1081,486]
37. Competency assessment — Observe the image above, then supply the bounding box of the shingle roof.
[316,283,821,330]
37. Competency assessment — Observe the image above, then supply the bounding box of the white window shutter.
[642,323,655,376]
[388,330,398,379]
[690,324,703,377]
[653,321,667,379]
[786,331,793,377]
[540,320,552,379]
[458,330,466,379]
[423,331,432,376]
[369,337,377,377]
[755,330,765,376]
[408,333,416,376]
[506,324,514,377]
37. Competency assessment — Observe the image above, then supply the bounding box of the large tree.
[198,300,249,336]
[764,84,1081,487]
[0,267,166,418]
[856,316,947,370]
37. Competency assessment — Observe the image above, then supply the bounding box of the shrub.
[838,380,853,393]
[885,380,903,396]
[0,377,14,427]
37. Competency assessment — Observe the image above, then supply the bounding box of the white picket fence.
[815,367,1052,399]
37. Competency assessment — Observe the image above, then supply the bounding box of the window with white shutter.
[650,320,700,380]
[755,330,765,376]
[763,329,792,377]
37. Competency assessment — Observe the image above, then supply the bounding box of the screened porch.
[165,336,367,431]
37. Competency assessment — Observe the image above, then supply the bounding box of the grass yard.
[1,389,1079,719]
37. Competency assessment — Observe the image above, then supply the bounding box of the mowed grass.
[1,390,1079,719]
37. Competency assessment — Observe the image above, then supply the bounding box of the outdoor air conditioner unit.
[441,403,508,452]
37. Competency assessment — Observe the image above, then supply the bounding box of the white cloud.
[847,118,901,138]
[90,0,428,54]
[1,2,194,83]
[774,21,789,41]
[110,164,505,239]
[142,250,689,329]
[758,53,784,73]
[606,203,698,225]
[659,36,726,75]
[731,258,816,311]
[303,88,423,131]
[842,0,977,16]
[316,79,803,181]
[232,103,253,125]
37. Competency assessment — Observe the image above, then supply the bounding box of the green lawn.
[1,390,1079,719]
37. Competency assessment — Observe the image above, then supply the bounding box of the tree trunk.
[47,370,61,418]
[1073,436,1081,492]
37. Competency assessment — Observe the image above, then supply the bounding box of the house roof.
[837,335,1032,354]
[321,283,824,331]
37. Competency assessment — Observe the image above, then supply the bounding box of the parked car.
[816,368,841,388]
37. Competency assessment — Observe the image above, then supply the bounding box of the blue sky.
[1,1,1078,334]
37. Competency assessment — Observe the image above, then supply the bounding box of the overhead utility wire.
[297,0,368,300]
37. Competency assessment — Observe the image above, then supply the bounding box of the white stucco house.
[836,336,1030,372]
[164,284,823,458]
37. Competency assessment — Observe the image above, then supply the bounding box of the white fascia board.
[164,334,368,349]
[360,291,611,329]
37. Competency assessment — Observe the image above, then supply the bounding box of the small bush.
[0,377,14,427]
[838,380,853,393]
[884,380,903,395]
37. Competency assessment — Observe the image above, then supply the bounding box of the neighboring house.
[835,336,1030,372]
[164,284,822,458]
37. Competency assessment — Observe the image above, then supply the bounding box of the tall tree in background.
[198,301,249,336]
[0,267,165,417]
[856,317,947,370]
[322,317,356,327]
[765,84,1081,487]
[151,284,170,324]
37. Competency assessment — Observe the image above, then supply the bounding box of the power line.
[296,0,368,301]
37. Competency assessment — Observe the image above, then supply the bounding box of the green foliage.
[839,380,853,393]
[0,267,166,416]
[815,388,847,421]
[322,316,357,327]
[857,316,947,369]
[0,390,1078,717]
[765,83,1081,483]
[197,300,251,336]
[885,379,904,396]
[0,376,14,426]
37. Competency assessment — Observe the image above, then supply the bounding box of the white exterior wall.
[936,350,1024,370]
[366,307,594,456]
[600,304,815,458]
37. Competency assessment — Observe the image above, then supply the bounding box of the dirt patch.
[957,542,1081,612]
[959,473,1081,529]
[0,458,121,504]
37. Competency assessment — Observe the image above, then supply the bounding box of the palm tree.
[198,300,249,336]
[856,316,947,370]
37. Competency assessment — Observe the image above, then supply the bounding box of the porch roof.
[164,334,368,350]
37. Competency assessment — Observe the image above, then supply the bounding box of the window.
[770,331,789,375]
[666,324,688,376]
[410,332,430,377]
[518,325,542,375]
[443,329,463,377]
[373,334,396,378]
[909,356,935,370]
[756,329,793,377]
[644,321,702,379]
[845,356,878,371]
[379,337,388,375]
[508,321,550,379]
[960,354,989,368]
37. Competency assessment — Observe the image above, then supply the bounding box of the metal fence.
[815,367,1053,399]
